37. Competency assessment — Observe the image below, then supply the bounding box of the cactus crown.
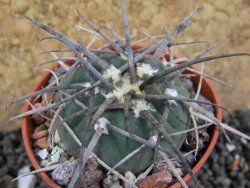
[5,1,250,188]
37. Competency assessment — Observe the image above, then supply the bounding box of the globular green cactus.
[57,51,190,175]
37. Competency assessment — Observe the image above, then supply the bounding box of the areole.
[22,44,221,188]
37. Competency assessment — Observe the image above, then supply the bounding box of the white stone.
[36,149,48,160]
[51,160,78,186]
[47,145,64,166]
[18,166,36,188]
[51,151,61,162]
[51,145,64,155]
[241,137,247,145]
[40,160,48,167]
[226,143,236,152]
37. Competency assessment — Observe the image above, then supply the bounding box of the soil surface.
[0,0,249,130]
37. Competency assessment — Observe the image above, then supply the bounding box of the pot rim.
[22,44,221,188]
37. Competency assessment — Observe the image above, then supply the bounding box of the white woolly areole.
[83,82,91,88]
[105,76,142,103]
[82,83,99,94]
[137,63,158,78]
[94,117,109,134]
[104,65,121,83]
[94,87,99,94]
[165,88,178,105]
[149,135,158,146]
[132,100,156,118]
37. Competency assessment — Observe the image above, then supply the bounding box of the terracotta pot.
[22,44,221,188]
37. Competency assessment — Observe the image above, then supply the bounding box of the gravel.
[1,108,250,188]
[0,129,47,188]
[197,108,250,188]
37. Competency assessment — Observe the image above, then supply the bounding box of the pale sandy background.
[0,0,249,129]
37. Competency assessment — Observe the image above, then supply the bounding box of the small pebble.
[31,130,48,140]
[228,154,240,171]
[40,160,48,167]
[83,158,103,187]
[33,124,47,132]
[17,166,36,188]
[138,171,172,188]
[46,145,64,166]
[32,103,46,124]
[51,160,78,186]
[226,143,236,152]
[33,137,49,149]
[36,149,48,160]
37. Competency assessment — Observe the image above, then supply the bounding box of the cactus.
[57,51,190,174]
[5,1,250,187]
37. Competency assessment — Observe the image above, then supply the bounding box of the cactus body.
[56,51,190,175]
